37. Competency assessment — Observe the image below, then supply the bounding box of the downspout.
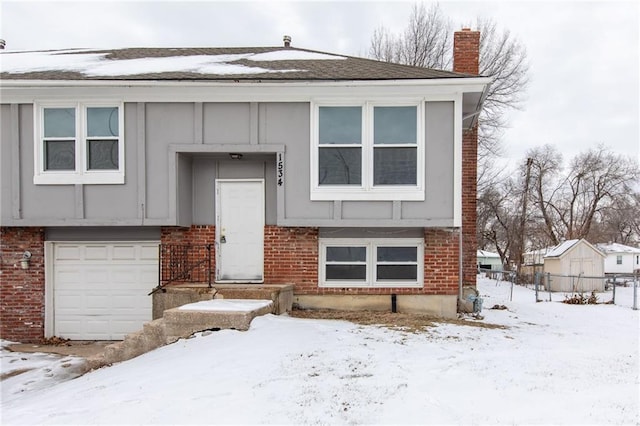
[458,226,463,302]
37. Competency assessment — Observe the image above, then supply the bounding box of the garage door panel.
[112,246,137,260]
[55,245,82,260]
[85,246,109,260]
[52,242,159,340]
[141,245,159,260]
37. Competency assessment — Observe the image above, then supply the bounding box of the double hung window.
[35,102,124,184]
[312,101,424,200]
[319,239,423,288]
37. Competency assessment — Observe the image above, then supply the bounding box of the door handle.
[220,235,226,243]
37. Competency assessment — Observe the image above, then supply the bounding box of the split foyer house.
[0,31,490,341]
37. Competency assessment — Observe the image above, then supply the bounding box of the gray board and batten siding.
[1,100,455,228]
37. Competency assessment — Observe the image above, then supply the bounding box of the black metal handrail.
[149,244,214,295]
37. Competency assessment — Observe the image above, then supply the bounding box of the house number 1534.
[277,153,284,186]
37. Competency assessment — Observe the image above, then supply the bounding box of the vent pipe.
[283,35,291,47]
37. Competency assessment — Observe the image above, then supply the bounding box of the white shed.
[543,239,605,292]
[595,243,640,275]
[477,250,503,271]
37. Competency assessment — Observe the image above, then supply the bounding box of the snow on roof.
[477,250,500,258]
[246,50,346,61]
[0,50,303,76]
[177,299,272,312]
[544,239,580,258]
[595,242,640,254]
[0,46,469,81]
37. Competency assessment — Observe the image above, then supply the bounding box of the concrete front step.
[152,284,293,319]
[163,299,274,343]
[86,299,273,370]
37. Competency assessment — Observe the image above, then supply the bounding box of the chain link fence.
[480,270,638,309]
[533,272,638,308]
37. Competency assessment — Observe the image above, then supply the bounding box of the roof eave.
[0,76,492,89]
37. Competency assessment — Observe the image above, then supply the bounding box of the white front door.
[216,179,264,282]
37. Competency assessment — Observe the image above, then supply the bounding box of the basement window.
[319,239,423,288]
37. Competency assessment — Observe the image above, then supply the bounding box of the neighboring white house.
[523,247,552,266]
[595,243,640,275]
[477,250,502,271]
[543,239,605,292]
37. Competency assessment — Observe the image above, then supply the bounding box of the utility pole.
[516,158,534,278]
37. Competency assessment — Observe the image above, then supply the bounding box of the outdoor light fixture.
[20,251,31,269]
[229,153,243,160]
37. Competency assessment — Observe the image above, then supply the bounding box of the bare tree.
[369,4,452,69]
[527,145,564,245]
[527,144,639,245]
[478,179,520,268]
[588,192,640,245]
[369,3,530,192]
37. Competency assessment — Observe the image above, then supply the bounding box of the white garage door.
[52,242,159,340]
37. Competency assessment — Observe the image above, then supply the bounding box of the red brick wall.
[462,126,478,285]
[264,226,318,288]
[0,227,45,343]
[160,225,459,296]
[453,28,480,74]
[160,225,216,285]
[454,28,480,286]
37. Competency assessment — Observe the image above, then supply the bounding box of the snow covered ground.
[1,277,638,425]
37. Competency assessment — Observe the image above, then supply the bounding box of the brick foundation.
[161,225,459,297]
[0,227,46,343]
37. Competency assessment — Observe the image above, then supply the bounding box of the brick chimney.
[454,28,480,288]
[453,28,480,74]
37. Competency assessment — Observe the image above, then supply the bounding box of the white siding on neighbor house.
[477,250,502,271]
[596,243,640,275]
[603,253,640,274]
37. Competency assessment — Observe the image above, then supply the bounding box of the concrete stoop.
[85,299,273,370]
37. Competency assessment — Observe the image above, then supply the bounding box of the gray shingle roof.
[0,46,474,82]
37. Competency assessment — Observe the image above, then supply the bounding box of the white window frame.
[34,101,125,185]
[319,238,424,288]
[311,100,425,201]
[616,255,623,265]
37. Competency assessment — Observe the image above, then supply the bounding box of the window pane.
[377,246,417,262]
[326,246,366,262]
[374,106,416,144]
[44,108,75,138]
[326,265,367,280]
[376,265,417,280]
[374,147,416,185]
[319,107,362,144]
[319,147,362,185]
[87,107,119,137]
[44,140,75,170]
[88,140,119,170]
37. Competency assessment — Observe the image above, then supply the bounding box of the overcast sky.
[1,0,638,168]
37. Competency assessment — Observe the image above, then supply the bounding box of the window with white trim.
[319,239,423,287]
[34,102,124,184]
[311,101,424,201]
[616,255,623,265]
